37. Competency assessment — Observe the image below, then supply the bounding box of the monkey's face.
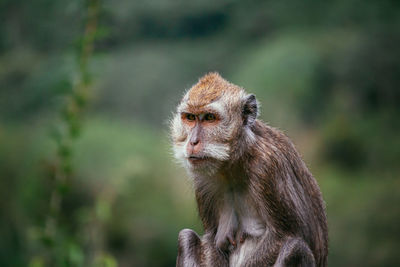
[171,98,236,174]
[170,73,258,175]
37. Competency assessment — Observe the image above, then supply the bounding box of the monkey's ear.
[243,94,258,126]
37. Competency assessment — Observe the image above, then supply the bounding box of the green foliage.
[320,169,400,266]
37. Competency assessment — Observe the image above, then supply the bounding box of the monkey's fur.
[170,73,328,267]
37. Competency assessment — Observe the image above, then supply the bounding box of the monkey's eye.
[185,113,196,121]
[204,113,216,122]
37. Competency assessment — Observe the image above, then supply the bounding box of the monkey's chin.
[185,156,221,176]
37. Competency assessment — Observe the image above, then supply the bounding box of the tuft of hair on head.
[196,72,223,85]
[187,72,241,108]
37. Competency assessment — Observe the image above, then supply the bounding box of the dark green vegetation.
[0,0,399,266]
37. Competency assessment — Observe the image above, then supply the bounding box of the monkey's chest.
[233,198,265,237]
[228,197,266,267]
[215,193,265,248]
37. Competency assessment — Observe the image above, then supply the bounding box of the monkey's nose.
[187,139,201,155]
[190,139,200,146]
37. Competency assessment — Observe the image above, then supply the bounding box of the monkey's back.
[246,121,328,266]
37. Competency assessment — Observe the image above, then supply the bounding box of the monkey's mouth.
[188,155,209,163]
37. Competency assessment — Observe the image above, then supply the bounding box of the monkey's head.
[170,72,258,175]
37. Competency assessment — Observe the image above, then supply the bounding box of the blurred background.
[0,0,399,266]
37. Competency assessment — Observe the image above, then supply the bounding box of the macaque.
[170,73,328,267]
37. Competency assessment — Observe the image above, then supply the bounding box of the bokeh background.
[1,0,399,266]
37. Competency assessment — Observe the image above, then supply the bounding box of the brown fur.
[172,73,328,267]
[187,72,242,109]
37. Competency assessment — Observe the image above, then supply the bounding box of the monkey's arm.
[273,237,316,267]
[176,229,229,267]
[215,202,238,252]
[244,236,315,267]
[177,229,202,267]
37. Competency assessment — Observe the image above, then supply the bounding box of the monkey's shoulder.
[252,119,289,139]
[251,120,298,155]
[245,120,310,182]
